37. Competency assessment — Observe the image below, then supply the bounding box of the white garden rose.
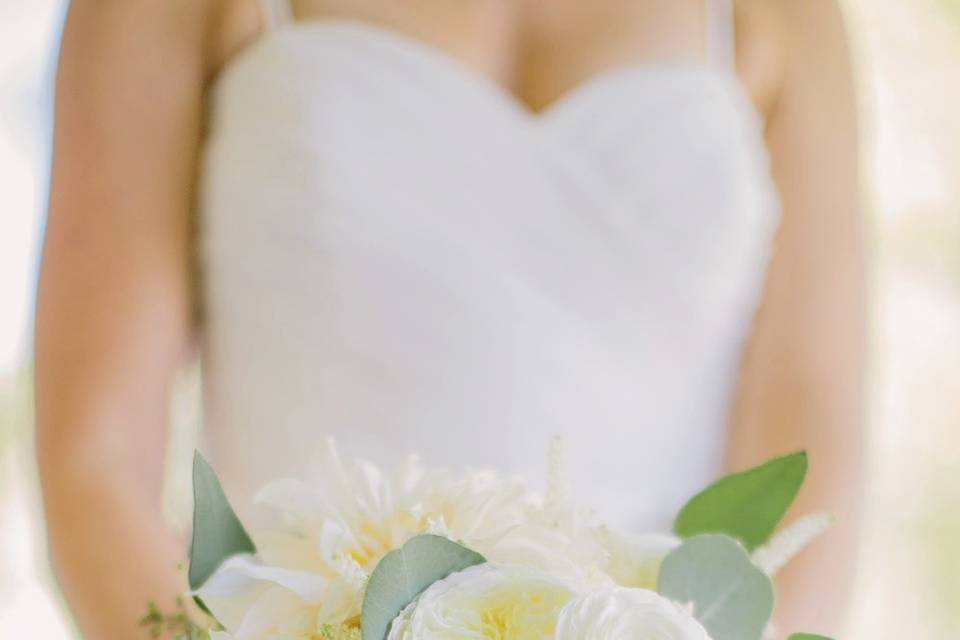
[386,564,575,640]
[555,588,711,640]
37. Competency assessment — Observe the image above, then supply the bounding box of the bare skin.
[36,0,864,637]
[727,2,866,634]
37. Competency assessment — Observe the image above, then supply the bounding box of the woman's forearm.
[727,411,864,637]
[774,500,862,637]
[41,452,188,639]
[726,370,866,637]
[767,426,864,637]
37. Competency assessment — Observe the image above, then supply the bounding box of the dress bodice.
[197,13,780,531]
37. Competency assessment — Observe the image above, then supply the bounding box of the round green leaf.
[658,534,774,640]
[361,535,486,640]
[674,451,808,551]
[789,635,833,640]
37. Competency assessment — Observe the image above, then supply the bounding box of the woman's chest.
[199,22,780,356]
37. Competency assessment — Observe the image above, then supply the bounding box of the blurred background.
[1,0,958,637]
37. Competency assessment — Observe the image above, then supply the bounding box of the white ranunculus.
[556,588,711,640]
[387,564,575,640]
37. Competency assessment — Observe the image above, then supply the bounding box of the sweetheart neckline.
[215,17,765,126]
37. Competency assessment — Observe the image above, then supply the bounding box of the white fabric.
[197,15,780,533]
[256,0,291,30]
[706,0,737,69]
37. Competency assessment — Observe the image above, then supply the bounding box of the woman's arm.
[728,0,866,635]
[36,1,223,636]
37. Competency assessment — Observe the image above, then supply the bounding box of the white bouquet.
[142,439,832,640]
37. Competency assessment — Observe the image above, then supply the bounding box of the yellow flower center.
[454,583,571,639]
[346,512,428,569]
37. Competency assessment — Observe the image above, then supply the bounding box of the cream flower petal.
[195,554,331,635]
[232,585,316,640]
[601,530,681,589]
[556,588,712,640]
[197,555,328,602]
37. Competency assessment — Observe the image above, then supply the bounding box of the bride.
[36,0,865,637]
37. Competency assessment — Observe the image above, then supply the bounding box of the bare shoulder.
[737,0,855,117]
[61,0,265,81]
[764,0,854,67]
[63,0,212,54]
[766,0,851,35]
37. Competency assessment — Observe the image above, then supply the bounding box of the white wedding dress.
[197,0,780,532]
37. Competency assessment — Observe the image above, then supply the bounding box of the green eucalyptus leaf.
[361,534,486,640]
[789,635,833,640]
[674,451,808,550]
[188,452,256,591]
[657,534,774,640]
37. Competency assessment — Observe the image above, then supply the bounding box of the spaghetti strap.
[258,0,293,31]
[705,0,736,71]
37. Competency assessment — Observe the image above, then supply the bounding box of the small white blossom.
[752,512,834,576]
